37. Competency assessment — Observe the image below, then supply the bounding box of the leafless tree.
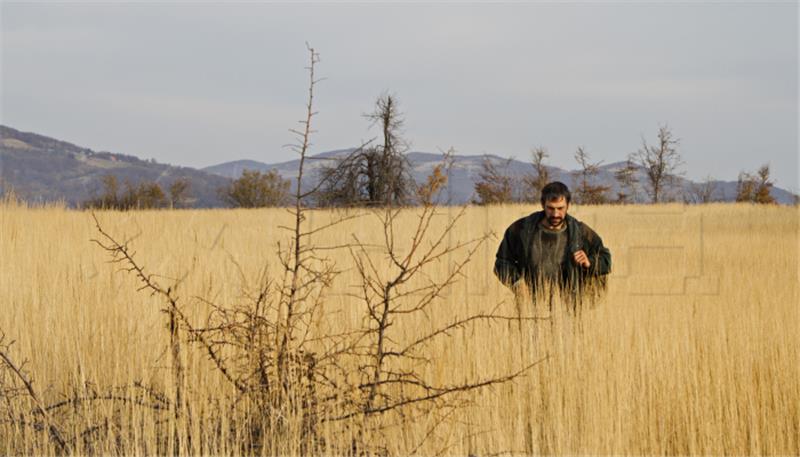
[753,165,777,204]
[88,44,337,454]
[341,167,548,453]
[317,94,413,207]
[572,146,610,204]
[123,181,168,209]
[84,175,170,210]
[736,172,756,203]
[415,149,452,206]
[736,164,776,204]
[93,174,120,208]
[473,156,514,204]
[631,124,684,203]
[614,159,639,203]
[5,45,549,456]
[169,178,190,208]
[685,175,719,204]
[522,147,550,203]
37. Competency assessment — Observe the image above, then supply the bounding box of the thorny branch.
[0,333,70,453]
[330,355,549,421]
[342,152,549,450]
[91,213,246,395]
[2,46,557,456]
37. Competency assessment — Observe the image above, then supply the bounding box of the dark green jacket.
[494,211,611,293]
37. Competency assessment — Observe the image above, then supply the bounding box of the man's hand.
[573,250,591,269]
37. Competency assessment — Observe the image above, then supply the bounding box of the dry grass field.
[1,199,798,455]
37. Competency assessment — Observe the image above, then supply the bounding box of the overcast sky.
[1,1,797,191]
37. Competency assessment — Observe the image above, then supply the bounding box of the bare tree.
[685,175,719,204]
[614,159,639,203]
[522,147,550,203]
[317,94,413,207]
[168,178,190,208]
[473,156,514,204]
[736,172,756,202]
[84,175,170,210]
[366,94,411,204]
[572,146,610,205]
[415,149,452,206]
[5,45,548,456]
[97,174,120,208]
[342,164,548,453]
[631,124,684,203]
[753,165,777,204]
[736,164,776,204]
[123,181,167,209]
[89,44,334,454]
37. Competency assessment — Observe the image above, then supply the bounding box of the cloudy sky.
[1,1,797,191]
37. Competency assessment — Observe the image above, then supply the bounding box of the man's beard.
[548,217,563,227]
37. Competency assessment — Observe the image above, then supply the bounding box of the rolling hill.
[1,125,231,207]
[2,125,795,207]
[202,150,798,205]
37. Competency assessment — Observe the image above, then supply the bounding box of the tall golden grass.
[1,199,797,455]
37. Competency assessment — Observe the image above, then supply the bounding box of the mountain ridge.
[1,125,795,206]
[202,152,797,205]
[1,125,231,207]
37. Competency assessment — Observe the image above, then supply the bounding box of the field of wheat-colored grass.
[1,200,798,455]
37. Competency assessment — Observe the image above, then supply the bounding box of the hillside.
[2,125,794,207]
[203,151,798,205]
[0,125,231,207]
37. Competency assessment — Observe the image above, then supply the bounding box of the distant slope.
[202,149,354,180]
[2,124,793,207]
[1,125,231,207]
[204,151,797,205]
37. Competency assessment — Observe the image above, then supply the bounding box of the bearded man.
[494,181,611,302]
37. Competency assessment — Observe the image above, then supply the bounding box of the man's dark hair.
[540,181,571,205]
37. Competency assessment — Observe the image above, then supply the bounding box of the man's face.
[543,196,568,227]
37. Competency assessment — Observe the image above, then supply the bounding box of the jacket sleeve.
[583,225,611,276]
[494,224,524,287]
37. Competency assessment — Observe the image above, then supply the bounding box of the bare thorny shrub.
[0,46,547,456]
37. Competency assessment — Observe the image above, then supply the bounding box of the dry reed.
[0,202,797,455]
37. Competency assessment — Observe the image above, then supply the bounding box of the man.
[494,181,611,302]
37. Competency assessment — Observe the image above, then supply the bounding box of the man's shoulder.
[505,211,543,235]
[575,219,602,243]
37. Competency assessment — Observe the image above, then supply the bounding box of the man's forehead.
[544,196,568,206]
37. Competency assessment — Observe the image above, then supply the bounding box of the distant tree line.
[735,165,776,204]
[83,169,294,210]
[84,175,191,210]
[219,169,291,208]
[472,125,677,205]
[82,107,787,210]
[471,124,781,206]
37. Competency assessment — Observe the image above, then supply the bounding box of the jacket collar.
[523,211,583,255]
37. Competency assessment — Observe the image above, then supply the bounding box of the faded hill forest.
[1,48,798,456]
[2,101,797,207]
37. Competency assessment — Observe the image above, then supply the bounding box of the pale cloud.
[1,2,796,190]
[91,91,289,128]
[507,77,743,102]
